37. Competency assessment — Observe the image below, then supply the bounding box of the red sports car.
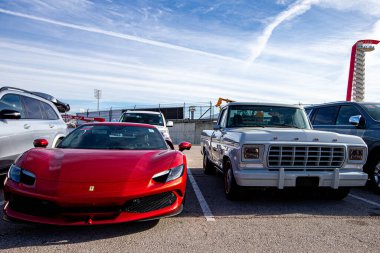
[3,123,191,225]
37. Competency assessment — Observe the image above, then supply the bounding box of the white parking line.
[349,194,380,208]
[187,168,215,221]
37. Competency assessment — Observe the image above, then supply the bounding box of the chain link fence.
[75,102,217,122]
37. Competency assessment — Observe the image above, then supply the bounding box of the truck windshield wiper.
[272,123,300,129]
[232,124,265,128]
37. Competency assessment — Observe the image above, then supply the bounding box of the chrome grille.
[267,145,345,168]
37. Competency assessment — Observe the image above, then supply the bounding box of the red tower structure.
[346,39,379,102]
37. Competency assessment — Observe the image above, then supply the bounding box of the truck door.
[211,108,228,166]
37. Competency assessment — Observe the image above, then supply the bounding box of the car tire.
[203,152,216,175]
[224,159,242,200]
[327,188,350,200]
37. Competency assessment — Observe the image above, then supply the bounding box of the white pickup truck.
[200,102,368,200]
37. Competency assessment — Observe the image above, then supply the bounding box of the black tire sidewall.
[366,157,380,194]
[224,160,240,200]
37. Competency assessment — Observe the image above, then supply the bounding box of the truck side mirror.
[349,115,365,128]
[0,109,21,119]
[166,121,174,127]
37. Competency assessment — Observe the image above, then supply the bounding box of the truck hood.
[230,128,365,145]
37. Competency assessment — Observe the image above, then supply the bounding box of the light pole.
[94,89,102,112]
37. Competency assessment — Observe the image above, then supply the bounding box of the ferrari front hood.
[19,148,176,183]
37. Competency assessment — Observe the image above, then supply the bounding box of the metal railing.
[75,102,217,122]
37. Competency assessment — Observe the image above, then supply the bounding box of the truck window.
[218,108,227,127]
[362,103,380,122]
[336,106,361,125]
[312,106,339,125]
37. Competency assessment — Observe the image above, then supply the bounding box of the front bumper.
[3,177,186,226]
[234,168,368,189]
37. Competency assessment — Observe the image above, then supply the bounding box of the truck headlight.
[346,147,367,165]
[348,148,364,161]
[242,145,263,161]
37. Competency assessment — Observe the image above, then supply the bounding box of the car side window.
[0,94,25,118]
[336,105,361,125]
[40,101,59,120]
[312,106,339,125]
[21,96,44,119]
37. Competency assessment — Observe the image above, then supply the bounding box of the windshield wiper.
[272,123,300,129]
[231,124,265,128]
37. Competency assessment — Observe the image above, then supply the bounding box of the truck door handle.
[24,124,30,129]
[49,124,55,128]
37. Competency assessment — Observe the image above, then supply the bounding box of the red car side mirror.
[179,142,191,152]
[34,139,48,148]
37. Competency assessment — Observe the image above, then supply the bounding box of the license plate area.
[296,177,319,187]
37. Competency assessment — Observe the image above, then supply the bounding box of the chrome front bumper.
[234,168,368,189]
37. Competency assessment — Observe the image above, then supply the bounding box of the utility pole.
[94,89,102,112]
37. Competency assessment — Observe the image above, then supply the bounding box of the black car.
[305,101,380,193]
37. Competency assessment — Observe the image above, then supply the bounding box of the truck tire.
[203,152,216,175]
[327,188,350,200]
[368,158,380,194]
[224,159,242,200]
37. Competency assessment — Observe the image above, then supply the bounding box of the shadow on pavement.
[0,218,159,250]
[187,167,380,218]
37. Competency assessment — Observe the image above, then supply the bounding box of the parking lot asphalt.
[1,145,380,252]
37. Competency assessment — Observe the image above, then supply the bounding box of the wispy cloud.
[247,0,318,64]
[0,8,242,63]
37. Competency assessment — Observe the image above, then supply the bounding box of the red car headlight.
[152,164,184,183]
[8,164,36,186]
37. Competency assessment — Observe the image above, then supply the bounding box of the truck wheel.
[224,160,241,200]
[203,153,216,175]
[366,157,380,194]
[373,162,380,193]
[327,188,350,200]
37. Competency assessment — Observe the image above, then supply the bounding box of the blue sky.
[0,0,379,112]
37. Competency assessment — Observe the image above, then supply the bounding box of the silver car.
[0,87,68,174]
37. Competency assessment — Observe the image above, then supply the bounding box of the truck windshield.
[362,103,380,122]
[120,113,164,126]
[226,105,310,129]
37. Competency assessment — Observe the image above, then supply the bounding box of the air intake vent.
[124,192,177,213]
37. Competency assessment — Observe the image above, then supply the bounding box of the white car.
[119,110,173,140]
[0,87,68,175]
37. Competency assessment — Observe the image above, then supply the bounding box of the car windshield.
[226,105,311,129]
[120,113,164,126]
[58,125,168,150]
[362,103,380,122]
